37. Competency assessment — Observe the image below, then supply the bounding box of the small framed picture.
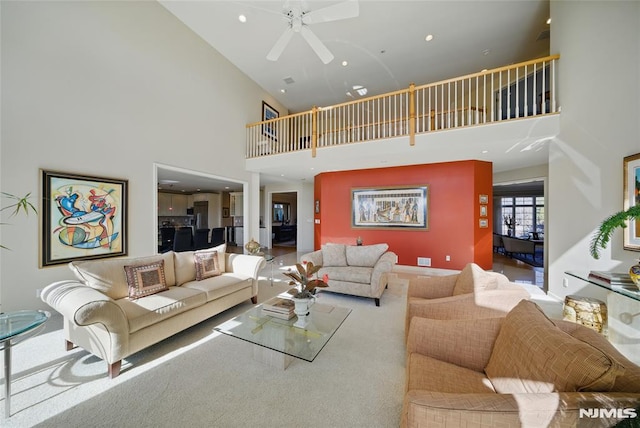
[479,219,488,228]
[262,101,279,140]
[479,194,489,204]
[480,205,488,217]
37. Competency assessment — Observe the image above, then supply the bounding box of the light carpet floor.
[4,273,407,427]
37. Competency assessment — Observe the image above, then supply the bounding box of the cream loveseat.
[403,300,640,427]
[301,243,396,306]
[41,244,265,378]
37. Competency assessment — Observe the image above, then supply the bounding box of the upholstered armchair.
[405,263,530,335]
[402,301,640,427]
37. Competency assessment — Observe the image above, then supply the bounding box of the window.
[500,196,544,238]
[273,203,290,223]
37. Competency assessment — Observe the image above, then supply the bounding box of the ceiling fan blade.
[303,0,359,25]
[267,27,295,61]
[300,26,334,64]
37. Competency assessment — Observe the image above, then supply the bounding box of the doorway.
[492,178,547,291]
[271,191,298,249]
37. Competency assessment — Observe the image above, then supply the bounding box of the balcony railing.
[246,55,559,159]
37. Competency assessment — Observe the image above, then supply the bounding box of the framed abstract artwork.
[262,101,279,140]
[623,153,640,252]
[352,185,429,230]
[41,170,128,266]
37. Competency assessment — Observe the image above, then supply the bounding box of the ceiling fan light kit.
[266,0,359,65]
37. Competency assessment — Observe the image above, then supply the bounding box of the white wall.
[548,1,640,300]
[0,1,283,311]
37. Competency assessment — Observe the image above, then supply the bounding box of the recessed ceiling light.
[238,14,247,23]
[224,186,230,190]
[482,49,491,56]
[546,18,551,24]
[425,34,434,42]
[280,89,286,93]
[481,68,488,72]
[342,60,348,67]
[481,150,489,154]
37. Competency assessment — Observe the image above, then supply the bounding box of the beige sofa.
[301,243,396,306]
[405,263,530,334]
[41,244,265,378]
[402,300,640,427]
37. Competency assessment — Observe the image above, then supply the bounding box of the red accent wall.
[314,161,493,270]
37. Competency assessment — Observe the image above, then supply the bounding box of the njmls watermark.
[578,399,639,428]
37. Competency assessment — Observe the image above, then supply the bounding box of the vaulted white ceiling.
[157,0,554,191]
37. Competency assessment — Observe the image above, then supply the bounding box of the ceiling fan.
[266,0,359,64]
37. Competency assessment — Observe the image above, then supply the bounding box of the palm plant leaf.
[589,205,640,259]
[1,192,37,216]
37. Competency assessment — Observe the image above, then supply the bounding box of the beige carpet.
[4,273,407,427]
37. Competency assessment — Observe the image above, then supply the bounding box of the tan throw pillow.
[194,251,221,281]
[196,243,226,272]
[124,260,168,299]
[452,263,499,295]
[484,300,624,394]
[321,243,347,267]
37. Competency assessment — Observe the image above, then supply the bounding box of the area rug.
[511,250,544,268]
[6,278,406,428]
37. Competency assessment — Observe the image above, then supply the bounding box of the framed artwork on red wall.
[351,185,428,229]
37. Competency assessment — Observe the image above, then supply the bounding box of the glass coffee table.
[215,298,350,369]
[1,310,50,417]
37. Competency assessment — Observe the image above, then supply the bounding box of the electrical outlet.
[445,255,451,261]
[562,278,569,288]
[36,288,42,298]
[417,257,431,267]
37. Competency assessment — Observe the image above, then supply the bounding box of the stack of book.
[588,270,635,287]
[262,296,295,320]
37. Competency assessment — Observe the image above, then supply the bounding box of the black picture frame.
[41,170,128,267]
[351,185,429,230]
[262,101,279,140]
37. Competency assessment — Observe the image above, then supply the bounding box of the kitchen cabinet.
[158,192,188,216]
[235,226,244,246]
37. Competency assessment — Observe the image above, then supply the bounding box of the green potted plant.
[589,205,640,259]
[589,204,640,288]
[1,192,37,250]
[283,261,329,328]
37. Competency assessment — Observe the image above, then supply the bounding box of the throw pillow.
[321,243,347,267]
[195,243,226,272]
[452,263,500,295]
[124,260,168,299]
[345,243,389,267]
[194,251,221,281]
[484,300,624,394]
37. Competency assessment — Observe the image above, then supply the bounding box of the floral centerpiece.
[283,261,329,299]
[503,214,517,236]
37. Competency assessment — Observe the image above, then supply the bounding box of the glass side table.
[257,252,276,285]
[0,310,50,418]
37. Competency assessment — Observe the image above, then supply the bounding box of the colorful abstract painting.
[41,170,127,266]
[624,153,640,252]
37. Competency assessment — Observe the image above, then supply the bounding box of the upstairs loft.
[245,55,561,178]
